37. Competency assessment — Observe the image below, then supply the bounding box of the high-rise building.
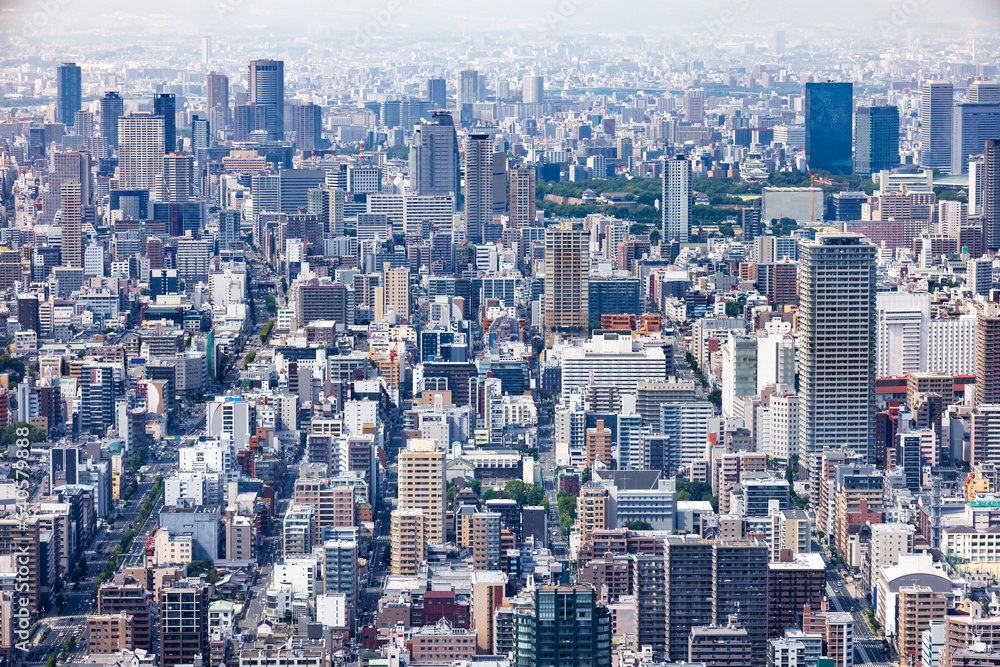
[60,179,82,268]
[307,187,345,237]
[295,102,322,152]
[206,71,229,127]
[398,440,446,544]
[463,133,493,245]
[391,508,426,576]
[159,581,208,667]
[411,112,459,197]
[714,540,770,666]
[427,77,447,109]
[977,303,1000,405]
[920,81,955,171]
[984,140,1000,251]
[514,586,612,667]
[100,91,124,152]
[544,223,588,337]
[153,93,177,153]
[51,150,90,205]
[161,153,194,202]
[98,574,152,652]
[322,539,358,629]
[970,80,1000,104]
[201,36,211,64]
[459,69,480,106]
[523,75,544,104]
[665,535,716,661]
[57,62,82,127]
[663,156,691,243]
[248,59,285,141]
[74,110,93,138]
[798,234,876,494]
[683,88,705,125]
[805,82,853,175]
[191,115,209,167]
[509,164,536,229]
[118,113,165,191]
[952,103,1000,175]
[855,106,900,175]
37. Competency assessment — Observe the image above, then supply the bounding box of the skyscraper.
[662,155,691,243]
[714,540,770,666]
[855,105,900,175]
[544,222,588,338]
[805,81,853,175]
[295,102,322,152]
[411,112,459,197]
[986,140,1000,251]
[773,30,785,55]
[161,153,194,202]
[427,77,447,109]
[118,113,166,191]
[248,59,285,141]
[100,91,124,152]
[683,88,705,125]
[952,103,1000,174]
[60,179,82,268]
[191,115,209,167]
[463,133,493,245]
[798,233,877,494]
[969,80,1000,104]
[523,75,544,104]
[201,36,211,65]
[459,69,480,106]
[153,93,176,154]
[57,62,82,127]
[509,164,536,229]
[206,71,230,127]
[919,80,954,171]
[977,303,1000,405]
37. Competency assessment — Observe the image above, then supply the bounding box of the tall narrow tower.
[919,80,954,171]
[57,63,82,127]
[248,59,285,141]
[662,156,691,243]
[463,133,493,245]
[544,222,588,338]
[60,179,82,268]
[798,233,877,494]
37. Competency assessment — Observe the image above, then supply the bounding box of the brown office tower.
[159,580,208,667]
[544,222,588,338]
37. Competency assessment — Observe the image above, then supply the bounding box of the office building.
[805,81,853,175]
[153,93,177,152]
[920,81,954,171]
[855,106,900,175]
[100,91,124,151]
[295,102,322,152]
[953,103,1000,174]
[514,586,611,667]
[662,155,691,242]
[57,62,82,127]
[683,88,705,125]
[798,234,876,494]
[427,77,447,109]
[118,113,166,191]
[248,59,285,141]
[464,133,492,244]
[688,624,752,667]
[459,69,480,107]
[410,112,459,197]
[161,153,193,202]
[544,223,588,337]
[715,540,770,665]
[322,540,358,628]
[985,140,1000,251]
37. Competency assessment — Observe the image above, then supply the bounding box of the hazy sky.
[1,0,998,42]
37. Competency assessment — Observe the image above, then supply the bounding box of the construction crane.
[803,158,817,222]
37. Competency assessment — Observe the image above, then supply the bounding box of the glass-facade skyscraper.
[153,93,177,153]
[855,105,900,175]
[248,59,285,141]
[57,62,82,127]
[805,81,853,175]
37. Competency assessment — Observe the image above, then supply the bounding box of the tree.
[265,294,277,314]
[725,301,743,317]
[244,350,257,365]
[624,520,653,530]
[280,277,288,294]
[707,389,722,410]
[482,489,498,503]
